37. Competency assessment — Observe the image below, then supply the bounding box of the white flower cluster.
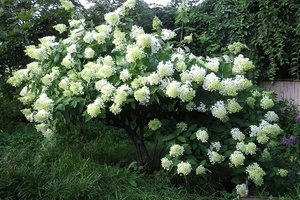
[208,150,225,165]
[176,122,187,132]
[276,169,288,177]
[87,97,104,118]
[227,99,242,114]
[260,95,274,110]
[148,118,162,131]
[203,73,220,91]
[236,142,257,155]
[232,54,255,74]
[196,129,209,142]
[177,161,192,176]
[196,165,206,175]
[210,101,228,122]
[246,163,266,186]
[134,86,150,105]
[229,151,245,167]
[264,111,279,122]
[235,183,248,197]
[231,128,245,141]
[161,157,173,171]
[169,144,184,157]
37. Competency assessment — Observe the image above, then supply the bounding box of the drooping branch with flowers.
[7,0,291,197]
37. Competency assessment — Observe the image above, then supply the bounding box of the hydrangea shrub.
[8,0,289,197]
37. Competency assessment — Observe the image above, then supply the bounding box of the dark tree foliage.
[166,0,300,81]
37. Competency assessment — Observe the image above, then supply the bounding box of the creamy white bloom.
[125,45,145,63]
[210,101,228,122]
[53,24,67,34]
[233,54,255,75]
[34,109,52,123]
[161,157,173,171]
[264,111,279,122]
[179,84,196,102]
[260,95,274,109]
[120,69,132,82]
[165,81,181,98]
[59,77,70,90]
[276,169,288,177]
[157,61,174,77]
[61,53,73,68]
[229,151,245,167]
[208,150,224,165]
[104,12,120,26]
[227,98,242,114]
[7,69,29,87]
[83,32,95,44]
[205,57,219,72]
[67,44,77,53]
[33,93,54,111]
[210,141,221,152]
[134,86,150,105]
[169,144,184,157]
[219,78,238,96]
[203,73,220,91]
[161,29,176,40]
[130,25,145,39]
[190,65,206,84]
[147,73,161,85]
[96,65,115,79]
[84,47,95,59]
[196,130,209,142]
[177,161,192,176]
[87,97,104,118]
[109,103,122,115]
[69,81,84,95]
[246,163,266,186]
[230,128,245,141]
[21,108,34,122]
[236,184,248,197]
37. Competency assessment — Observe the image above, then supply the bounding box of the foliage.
[6,0,298,197]
[0,126,228,200]
[169,0,300,81]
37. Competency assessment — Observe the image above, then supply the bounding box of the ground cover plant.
[7,0,300,198]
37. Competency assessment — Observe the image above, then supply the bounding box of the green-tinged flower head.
[219,78,238,96]
[33,93,54,111]
[152,16,163,31]
[7,69,29,87]
[205,57,219,72]
[183,33,193,44]
[53,24,67,34]
[69,81,84,95]
[246,163,266,186]
[232,54,255,75]
[227,98,243,114]
[169,144,185,157]
[231,128,245,141]
[203,73,220,91]
[109,103,122,115]
[190,65,206,83]
[177,161,192,176]
[34,109,52,123]
[210,101,228,122]
[125,45,145,63]
[161,29,176,41]
[264,111,279,122]
[196,165,206,175]
[260,95,275,109]
[87,97,104,118]
[176,122,187,132]
[84,47,95,58]
[59,0,74,11]
[179,84,195,102]
[236,183,248,197]
[276,169,288,177]
[246,97,256,108]
[229,151,245,167]
[161,157,173,171]
[208,150,225,165]
[134,86,150,105]
[148,118,162,131]
[104,11,120,26]
[228,42,248,55]
[196,129,209,142]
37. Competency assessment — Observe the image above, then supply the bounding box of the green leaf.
[129,179,137,187]
[163,134,176,142]
[177,136,186,143]
[188,124,197,131]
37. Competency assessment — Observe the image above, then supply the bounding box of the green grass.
[0,123,299,200]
